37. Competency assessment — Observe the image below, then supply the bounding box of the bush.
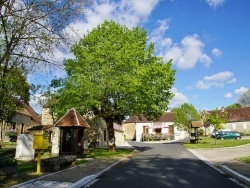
[0,157,18,167]
[198,129,204,136]
[239,132,250,136]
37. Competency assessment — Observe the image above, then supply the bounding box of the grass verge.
[238,156,250,164]
[184,137,250,149]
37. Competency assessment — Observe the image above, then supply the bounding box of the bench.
[41,155,76,172]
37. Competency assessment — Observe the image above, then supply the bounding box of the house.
[124,112,187,142]
[84,118,125,148]
[114,123,125,146]
[222,107,250,133]
[12,103,41,135]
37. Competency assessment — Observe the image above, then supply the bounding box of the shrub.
[198,129,204,136]
[0,157,18,167]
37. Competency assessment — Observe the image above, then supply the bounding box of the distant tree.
[238,89,250,107]
[200,110,210,136]
[206,109,227,131]
[225,103,241,109]
[53,21,176,151]
[173,103,200,132]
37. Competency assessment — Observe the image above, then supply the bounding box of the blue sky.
[29,0,250,114]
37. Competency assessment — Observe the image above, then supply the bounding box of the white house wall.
[223,121,250,133]
[135,123,151,142]
[135,122,186,142]
[174,127,187,140]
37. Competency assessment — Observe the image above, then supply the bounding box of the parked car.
[216,131,241,140]
[211,129,231,138]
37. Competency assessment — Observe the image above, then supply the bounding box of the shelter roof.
[54,108,90,128]
[191,121,203,128]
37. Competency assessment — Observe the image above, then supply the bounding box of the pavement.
[9,140,250,188]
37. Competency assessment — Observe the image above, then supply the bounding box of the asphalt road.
[84,139,243,188]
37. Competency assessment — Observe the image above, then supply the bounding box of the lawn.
[184,136,250,149]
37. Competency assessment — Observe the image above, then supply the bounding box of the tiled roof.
[17,103,41,124]
[225,107,250,122]
[18,108,32,117]
[124,112,174,123]
[54,108,90,128]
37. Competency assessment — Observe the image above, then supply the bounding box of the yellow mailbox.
[33,132,49,150]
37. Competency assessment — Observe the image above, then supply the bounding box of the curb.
[189,149,250,186]
[218,165,250,186]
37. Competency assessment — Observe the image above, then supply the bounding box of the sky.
[29,0,250,114]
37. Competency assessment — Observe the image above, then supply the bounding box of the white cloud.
[63,0,160,44]
[196,71,236,89]
[163,34,212,69]
[212,48,222,57]
[204,71,234,82]
[169,88,188,108]
[234,87,249,95]
[224,93,232,99]
[205,0,225,9]
[227,78,237,84]
[150,19,171,44]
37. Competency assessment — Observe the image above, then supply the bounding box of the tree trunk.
[0,119,4,143]
[106,121,116,152]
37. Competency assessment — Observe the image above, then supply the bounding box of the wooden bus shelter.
[54,108,90,157]
[190,121,203,143]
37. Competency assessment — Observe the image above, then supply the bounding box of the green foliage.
[198,129,204,136]
[17,162,36,174]
[0,157,17,167]
[84,148,135,158]
[206,109,227,130]
[0,68,30,124]
[226,103,241,109]
[55,20,176,122]
[173,103,200,132]
[143,134,168,141]
[238,156,250,164]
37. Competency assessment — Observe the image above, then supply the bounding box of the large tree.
[0,0,90,136]
[238,89,250,107]
[173,103,200,132]
[54,20,176,151]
